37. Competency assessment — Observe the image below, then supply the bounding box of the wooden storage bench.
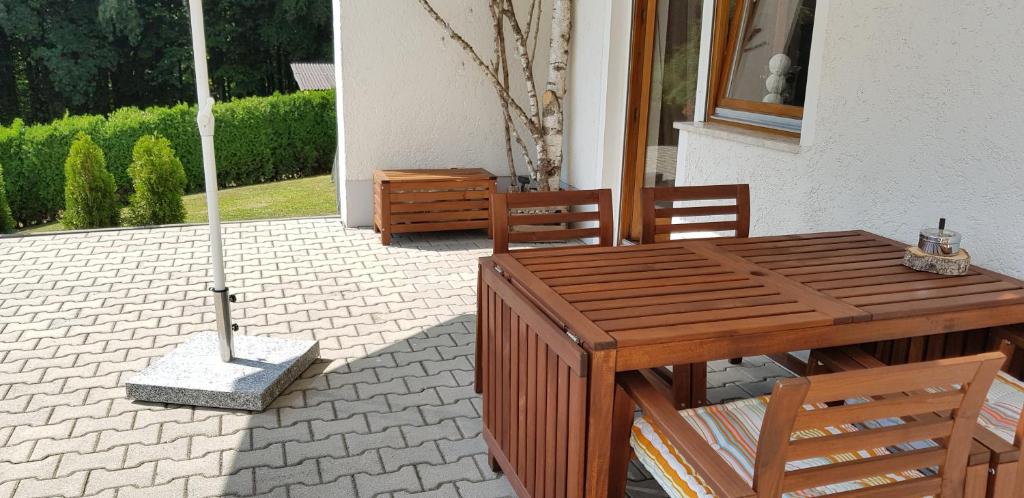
[373,168,497,245]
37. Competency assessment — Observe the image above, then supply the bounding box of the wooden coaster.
[902,246,971,275]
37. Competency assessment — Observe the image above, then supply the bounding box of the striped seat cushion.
[630,396,929,498]
[978,371,1024,444]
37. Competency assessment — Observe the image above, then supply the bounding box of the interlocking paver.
[12,470,88,498]
[290,477,357,498]
[345,426,405,455]
[418,456,482,490]
[353,466,422,496]
[155,451,221,484]
[253,459,319,493]
[124,438,189,467]
[320,452,383,482]
[368,406,424,432]
[0,219,790,496]
[56,446,127,477]
[83,461,155,494]
[284,433,346,465]
[400,419,461,447]
[379,441,444,473]
[310,414,368,441]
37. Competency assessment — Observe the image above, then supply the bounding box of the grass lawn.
[20,174,337,234]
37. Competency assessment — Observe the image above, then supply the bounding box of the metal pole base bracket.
[212,287,237,361]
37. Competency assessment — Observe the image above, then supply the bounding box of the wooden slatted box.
[373,168,497,245]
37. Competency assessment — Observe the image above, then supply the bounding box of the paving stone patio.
[0,217,794,497]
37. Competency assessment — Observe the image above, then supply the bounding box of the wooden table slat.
[585,294,796,322]
[761,250,908,270]
[542,262,722,286]
[862,290,1024,320]
[824,274,999,299]
[598,302,816,332]
[551,268,734,295]
[733,240,894,258]
[775,258,906,276]
[611,312,837,347]
[532,257,716,280]
[806,271,972,290]
[746,244,901,263]
[563,274,752,303]
[574,284,775,312]
[527,252,706,273]
[844,281,1022,307]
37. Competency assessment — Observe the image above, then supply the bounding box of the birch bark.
[418,0,573,191]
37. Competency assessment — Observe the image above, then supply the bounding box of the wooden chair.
[640,184,751,403]
[640,184,750,244]
[810,328,1024,498]
[474,189,613,394]
[609,353,1005,498]
[490,189,613,254]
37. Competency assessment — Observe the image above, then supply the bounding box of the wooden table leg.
[584,349,617,498]
[689,362,707,408]
[607,384,636,498]
[671,362,707,409]
[671,363,692,409]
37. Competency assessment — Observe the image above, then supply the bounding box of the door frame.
[618,0,659,243]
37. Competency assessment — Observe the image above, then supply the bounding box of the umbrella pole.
[188,0,233,362]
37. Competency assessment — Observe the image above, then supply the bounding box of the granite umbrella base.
[126,332,319,411]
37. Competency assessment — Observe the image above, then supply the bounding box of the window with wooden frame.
[707,0,816,135]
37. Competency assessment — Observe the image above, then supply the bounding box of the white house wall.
[563,0,631,233]
[336,0,552,227]
[679,0,1024,278]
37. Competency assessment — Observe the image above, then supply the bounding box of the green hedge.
[0,91,336,225]
[0,162,15,233]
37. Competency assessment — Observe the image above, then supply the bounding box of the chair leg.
[607,384,636,498]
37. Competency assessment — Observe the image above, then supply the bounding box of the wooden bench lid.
[375,168,496,183]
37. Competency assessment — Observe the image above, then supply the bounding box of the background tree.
[0,0,332,125]
[122,134,186,226]
[62,132,119,229]
[418,0,573,191]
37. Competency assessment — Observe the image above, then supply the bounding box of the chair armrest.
[972,423,1020,465]
[619,370,757,498]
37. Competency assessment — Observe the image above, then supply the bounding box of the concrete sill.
[674,121,802,154]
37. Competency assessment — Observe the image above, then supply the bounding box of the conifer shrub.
[62,133,119,229]
[122,135,187,226]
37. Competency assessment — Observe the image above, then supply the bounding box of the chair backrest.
[640,184,750,244]
[490,189,613,254]
[751,352,1004,498]
[991,326,1024,447]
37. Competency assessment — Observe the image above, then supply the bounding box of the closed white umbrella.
[124,0,319,411]
[187,0,233,361]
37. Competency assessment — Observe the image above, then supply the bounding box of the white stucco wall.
[563,0,632,233]
[679,0,1024,278]
[336,0,551,226]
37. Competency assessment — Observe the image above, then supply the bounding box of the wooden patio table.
[477,230,1024,498]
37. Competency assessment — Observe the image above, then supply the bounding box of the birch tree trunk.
[539,0,571,191]
[418,0,573,191]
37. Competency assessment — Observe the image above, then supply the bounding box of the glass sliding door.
[620,0,704,242]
